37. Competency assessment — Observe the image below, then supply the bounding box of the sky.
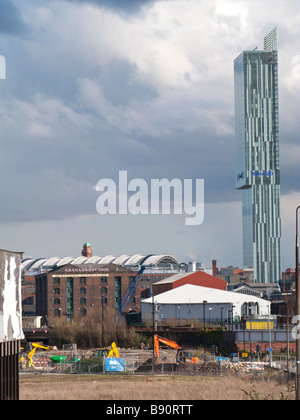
[0,0,299,271]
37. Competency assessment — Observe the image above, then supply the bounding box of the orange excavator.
[153,334,198,364]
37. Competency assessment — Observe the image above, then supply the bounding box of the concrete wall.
[142,302,232,324]
[0,249,24,400]
[0,249,24,343]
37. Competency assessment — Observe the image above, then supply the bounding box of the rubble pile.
[220,361,269,375]
[135,359,220,376]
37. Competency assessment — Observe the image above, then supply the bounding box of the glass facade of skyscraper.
[234,28,281,283]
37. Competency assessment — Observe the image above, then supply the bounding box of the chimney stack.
[212,259,217,276]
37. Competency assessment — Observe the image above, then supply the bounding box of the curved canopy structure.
[22,253,179,275]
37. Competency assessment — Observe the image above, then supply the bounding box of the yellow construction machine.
[107,342,120,358]
[93,342,119,358]
[27,342,51,367]
[105,342,125,372]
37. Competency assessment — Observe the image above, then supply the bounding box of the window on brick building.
[54,298,60,305]
[79,277,86,285]
[80,297,87,305]
[53,288,60,295]
[100,277,107,284]
[54,309,61,317]
[80,287,86,295]
[53,277,60,284]
[114,277,121,308]
[80,308,87,317]
[101,286,107,294]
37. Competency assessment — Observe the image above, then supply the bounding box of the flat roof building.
[141,284,270,325]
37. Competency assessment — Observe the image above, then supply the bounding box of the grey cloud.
[0,0,299,229]
[0,0,29,36]
[61,0,155,13]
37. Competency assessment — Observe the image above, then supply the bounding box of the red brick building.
[35,263,139,326]
[152,271,228,296]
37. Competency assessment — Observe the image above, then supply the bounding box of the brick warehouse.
[35,263,139,326]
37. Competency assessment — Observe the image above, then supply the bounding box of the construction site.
[17,338,296,401]
[0,247,296,400]
[17,335,290,378]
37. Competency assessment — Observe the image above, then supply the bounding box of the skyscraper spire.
[264,27,278,52]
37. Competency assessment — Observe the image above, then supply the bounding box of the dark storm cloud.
[0,0,28,35]
[0,0,299,230]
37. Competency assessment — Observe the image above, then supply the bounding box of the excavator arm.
[154,334,181,358]
[27,342,51,367]
[154,334,198,363]
[107,342,120,358]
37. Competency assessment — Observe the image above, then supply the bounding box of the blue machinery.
[119,254,154,313]
[119,265,146,313]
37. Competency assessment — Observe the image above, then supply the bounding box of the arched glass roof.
[29,258,48,270]
[21,253,179,274]
[98,255,116,264]
[72,256,88,264]
[56,257,75,267]
[22,259,36,271]
[83,256,103,264]
[43,257,61,267]
[124,255,145,266]
[144,255,178,266]
[112,255,131,265]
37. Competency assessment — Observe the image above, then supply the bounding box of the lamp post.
[267,293,272,366]
[296,206,300,399]
[101,297,105,346]
[231,304,235,332]
[220,306,224,329]
[208,307,212,328]
[203,300,207,358]
[203,300,207,330]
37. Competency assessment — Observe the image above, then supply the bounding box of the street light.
[203,301,207,330]
[220,306,224,329]
[296,205,300,400]
[203,300,207,358]
[208,307,212,328]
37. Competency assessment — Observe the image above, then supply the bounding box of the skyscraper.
[234,28,281,284]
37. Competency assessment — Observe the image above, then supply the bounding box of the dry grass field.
[20,373,295,400]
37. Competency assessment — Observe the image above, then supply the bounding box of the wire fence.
[19,348,296,377]
[19,353,223,377]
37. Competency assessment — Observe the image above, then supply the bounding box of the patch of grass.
[20,373,295,400]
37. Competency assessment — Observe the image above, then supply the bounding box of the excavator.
[154,334,198,364]
[92,341,119,358]
[27,342,52,367]
[107,342,120,358]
